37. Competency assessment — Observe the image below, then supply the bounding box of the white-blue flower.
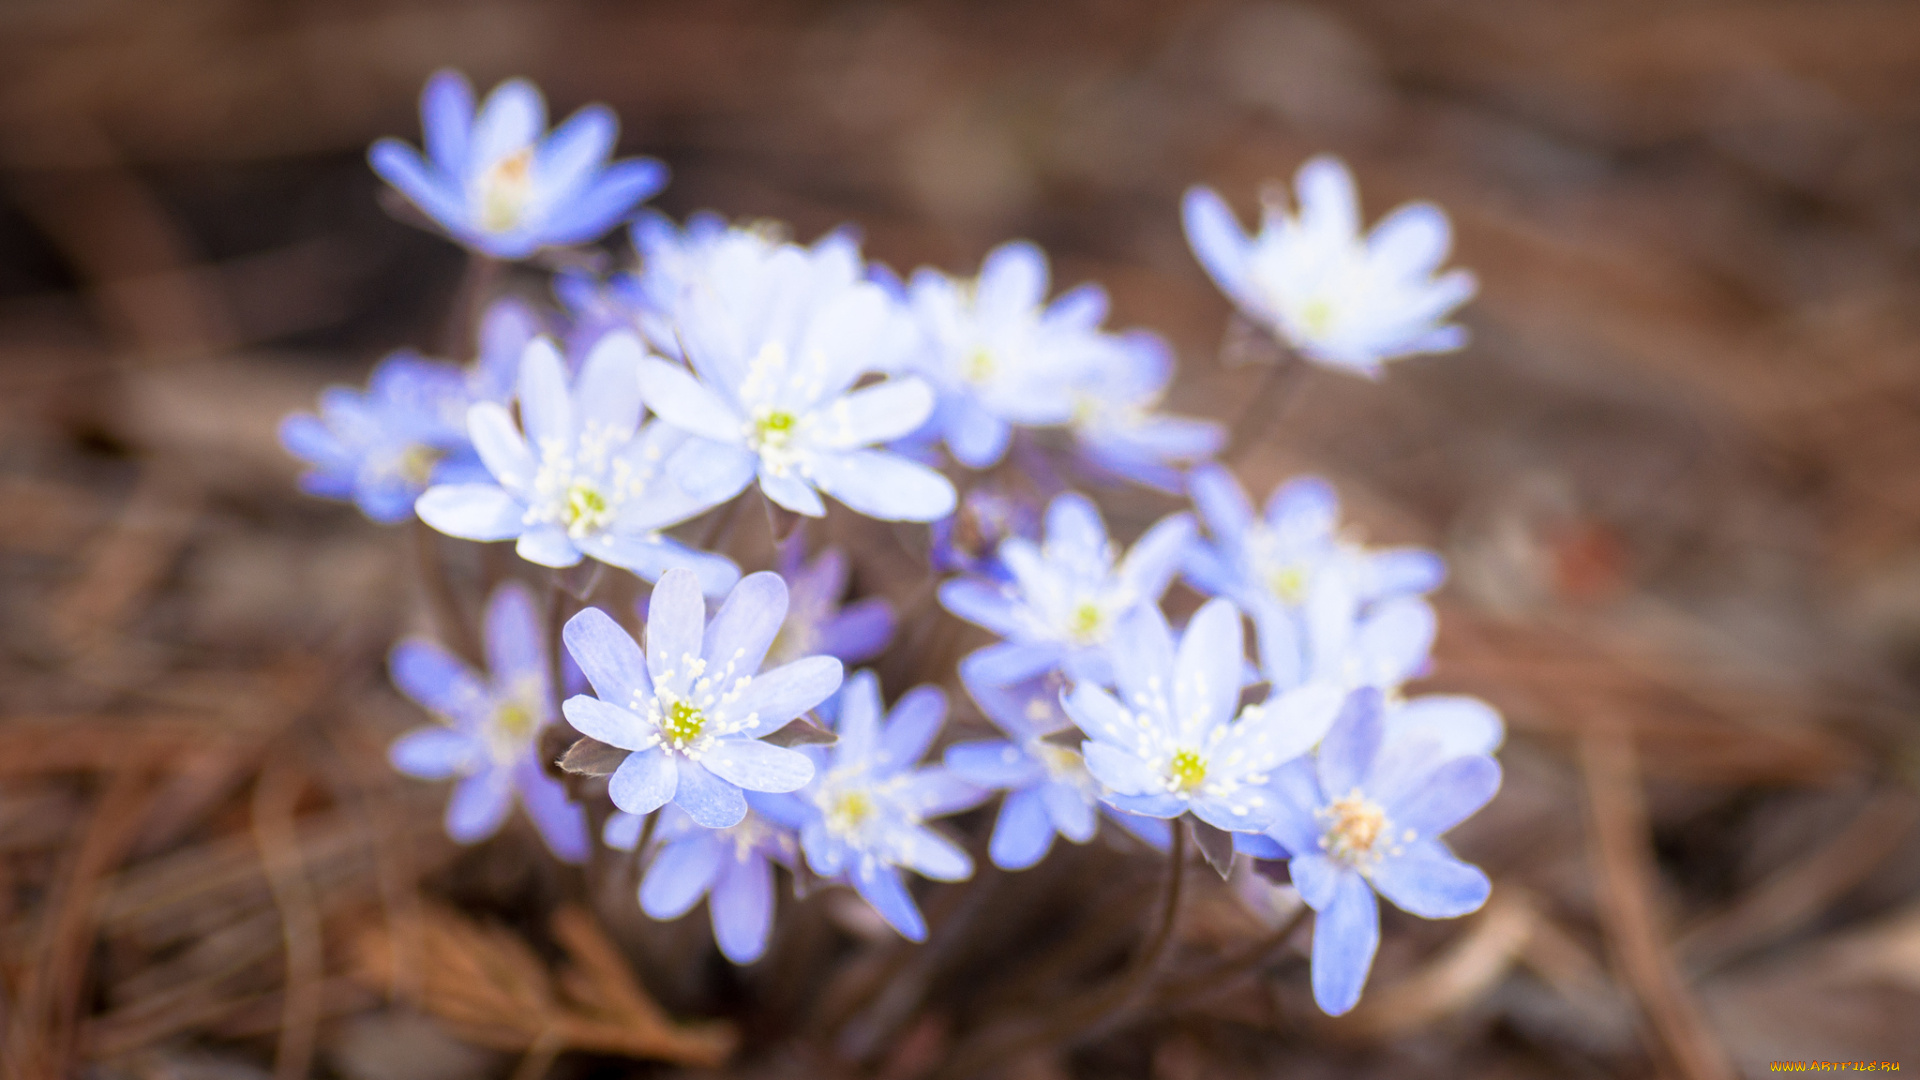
[415,331,738,593]
[1066,330,1225,492]
[792,671,987,941]
[369,71,666,259]
[939,491,1192,687]
[906,240,1112,469]
[1183,155,1475,375]
[560,569,844,829]
[1062,597,1344,833]
[636,230,955,522]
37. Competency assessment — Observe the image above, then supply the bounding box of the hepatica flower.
[1183,155,1476,375]
[768,542,895,667]
[1063,598,1344,832]
[636,230,954,522]
[794,672,986,941]
[906,240,1112,468]
[1067,330,1225,492]
[416,331,739,593]
[939,492,1192,687]
[387,581,589,862]
[370,70,666,259]
[1258,689,1500,1015]
[944,672,1167,870]
[605,800,799,964]
[560,569,843,828]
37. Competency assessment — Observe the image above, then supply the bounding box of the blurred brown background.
[5,2,1920,1078]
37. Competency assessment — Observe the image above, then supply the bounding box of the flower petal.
[640,834,723,919]
[674,758,748,828]
[446,769,514,843]
[809,450,956,523]
[515,524,580,568]
[608,747,678,815]
[880,684,946,770]
[1174,597,1244,739]
[701,570,786,680]
[711,852,775,963]
[562,695,650,751]
[484,581,548,693]
[975,240,1048,320]
[639,358,743,444]
[517,337,572,452]
[896,825,973,882]
[1310,867,1379,1016]
[989,787,1055,870]
[1371,843,1491,919]
[645,567,707,695]
[468,402,535,490]
[700,739,814,793]
[389,639,489,725]
[937,579,1024,638]
[1384,755,1501,838]
[760,468,827,517]
[1040,779,1096,843]
[959,642,1063,688]
[516,759,590,864]
[1081,739,1163,797]
[816,377,936,450]
[943,741,1045,788]
[1181,186,1255,310]
[1317,688,1384,799]
[420,70,473,176]
[727,656,844,736]
[416,484,524,541]
[573,330,646,439]
[1116,511,1195,601]
[563,607,650,704]
[852,860,926,942]
[389,726,483,779]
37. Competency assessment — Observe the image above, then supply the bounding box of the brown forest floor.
[5,1,1920,1078]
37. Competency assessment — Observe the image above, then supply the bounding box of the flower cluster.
[291,70,1504,1021]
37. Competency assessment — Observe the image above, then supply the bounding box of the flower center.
[663,699,706,748]
[394,443,442,487]
[1319,789,1399,869]
[484,698,541,763]
[1169,750,1207,792]
[963,346,996,385]
[825,789,874,836]
[564,479,612,537]
[1264,562,1309,605]
[1297,295,1336,339]
[748,407,805,476]
[478,146,535,233]
[1068,601,1107,644]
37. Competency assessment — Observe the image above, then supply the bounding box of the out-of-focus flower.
[369,70,665,259]
[635,230,955,522]
[793,672,987,941]
[1185,464,1443,688]
[768,542,895,667]
[939,492,1192,687]
[604,800,798,964]
[1067,330,1225,492]
[943,672,1168,870]
[1063,598,1343,832]
[388,581,589,862]
[1183,156,1475,375]
[415,331,738,593]
[622,213,809,359]
[1255,689,1499,1015]
[560,569,842,828]
[905,241,1111,468]
[280,301,530,524]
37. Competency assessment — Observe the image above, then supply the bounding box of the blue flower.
[369,70,666,259]
[944,671,1170,870]
[904,241,1111,468]
[1066,330,1225,492]
[604,798,799,964]
[415,331,739,593]
[1185,464,1444,689]
[560,569,843,829]
[930,484,1040,577]
[636,229,955,522]
[623,212,809,358]
[768,543,895,667]
[793,671,988,941]
[1255,689,1499,1015]
[1183,155,1476,375]
[1062,598,1344,833]
[939,492,1193,687]
[387,581,589,862]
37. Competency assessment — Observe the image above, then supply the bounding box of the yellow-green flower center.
[825,789,874,835]
[493,701,537,743]
[1068,601,1106,643]
[564,480,611,536]
[963,346,996,384]
[396,443,442,487]
[478,147,535,233]
[1169,750,1207,792]
[1265,563,1309,605]
[664,699,706,747]
[1298,296,1336,338]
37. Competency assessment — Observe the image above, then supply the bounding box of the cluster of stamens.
[640,650,757,758]
[1317,788,1408,871]
[476,146,535,233]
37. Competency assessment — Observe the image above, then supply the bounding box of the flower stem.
[1224,348,1307,463]
[931,824,1187,1079]
[409,517,480,665]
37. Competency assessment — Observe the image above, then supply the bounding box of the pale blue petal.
[1367,201,1452,277]
[1264,476,1339,538]
[416,483,524,541]
[1101,790,1186,818]
[1311,867,1380,1016]
[368,141,466,231]
[469,77,545,169]
[609,747,678,815]
[531,105,615,204]
[975,240,1048,320]
[645,568,706,694]
[1387,696,1504,758]
[446,769,514,843]
[943,741,1045,788]
[562,607,650,703]
[701,739,814,793]
[902,770,989,817]
[1082,741,1162,797]
[880,684,946,770]
[390,727,483,779]
[389,639,489,725]
[675,758,749,828]
[990,788,1056,870]
[728,655,843,736]
[562,695,650,751]
[816,599,895,664]
[760,468,827,517]
[1187,463,1254,544]
[701,570,786,678]
[1211,682,1344,781]
[810,450,956,523]
[1044,493,1108,566]
[818,378,936,450]
[584,534,740,596]
[944,398,1011,469]
[484,581,548,691]
[1367,548,1447,598]
[1044,281,1108,330]
[640,834,723,919]
[1371,844,1491,919]
[638,358,742,443]
[1289,852,1342,910]
[420,70,473,176]
[540,159,668,246]
[572,331,645,438]
[1110,604,1177,717]
[937,579,1024,638]
[1234,832,1288,860]
[711,852,775,963]
[1317,688,1384,799]
[1384,755,1501,838]
[1106,809,1172,850]
[1262,759,1327,855]
[516,524,581,568]
[1116,512,1195,600]
[517,337,572,451]
[853,861,926,942]
[1352,599,1436,689]
[1062,683,1151,758]
[1040,779,1096,842]
[1174,597,1244,735]
[1181,186,1254,307]
[516,759,590,864]
[1295,155,1360,242]
[831,670,883,766]
[897,826,973,881]
[1253,607,1305,691]
[468,402,535,490]
[603,809,645,851]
